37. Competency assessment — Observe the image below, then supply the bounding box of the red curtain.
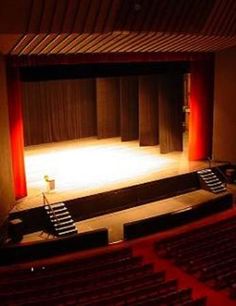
[7,65,27,199]
[188,59,214,160]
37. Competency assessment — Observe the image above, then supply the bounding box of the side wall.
[213,47,236,162]
[0,56,15,227]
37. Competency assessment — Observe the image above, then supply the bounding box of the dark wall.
[0,56,15,227]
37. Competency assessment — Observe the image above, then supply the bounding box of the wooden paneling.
[96,78,120,139]
[1,0,236,55]
[139,75,159,146]
[0,56,15,225]
[213,47,236,163]
[120,76,138,141]
[159,73,184,153]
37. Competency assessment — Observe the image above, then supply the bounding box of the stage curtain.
[139,75,159,146]
[189,60,214,160]
[159,73,184,154]
[7,65,27,199]
[120,76,139,141]
[96,78,120,139]
[22,79,97,145]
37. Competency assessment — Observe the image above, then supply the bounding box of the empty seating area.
[155,215,236,300]
[0,246,206,306]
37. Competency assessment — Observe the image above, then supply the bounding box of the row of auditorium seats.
[155,215,236,299]
[0,246,206,306]
[0,228,108,265]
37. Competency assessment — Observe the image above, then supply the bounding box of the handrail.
[42,192,61,225]
[213,166,229,188]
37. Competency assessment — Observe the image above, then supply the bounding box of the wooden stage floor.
[14,137,222,212]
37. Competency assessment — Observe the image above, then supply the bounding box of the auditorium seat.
[155,215,236,299]
[0,242,206,306]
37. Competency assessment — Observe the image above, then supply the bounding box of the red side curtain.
[188,59,214,161]
[7,65,27,199]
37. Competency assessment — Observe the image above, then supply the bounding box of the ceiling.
[0,0,235,56]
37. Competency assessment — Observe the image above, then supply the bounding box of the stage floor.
[14,137,220,211]
[21,189,233,244]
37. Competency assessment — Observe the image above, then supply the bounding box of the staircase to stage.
[197,169,227,194]
[44,203,78,237]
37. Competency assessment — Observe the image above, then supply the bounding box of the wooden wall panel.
[120,76,138,141]
[213,47,236,163]
[0,56,15,226]
[159,73,184,153]
[96,78,120,139]
[139,75,159,146]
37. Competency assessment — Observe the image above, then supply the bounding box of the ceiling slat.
[1,0,235,55]
[39,34,69,54]
[72,0,91,33]
[94,0,112,33]
[28,34,58,54]
[49,34,80,54]
[27,0,45,33]
[62,0,80,33]
[83,0,101,33]
[19,34,47,55]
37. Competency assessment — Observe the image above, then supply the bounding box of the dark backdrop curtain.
[139,75,159,146]
[7,65,27,199]
[22,79,97,146]
[159,73,184,153]
[96,78,120,139]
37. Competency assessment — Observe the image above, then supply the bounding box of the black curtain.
[22,79,97,146]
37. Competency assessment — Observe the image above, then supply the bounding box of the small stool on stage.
[8,218,24,243]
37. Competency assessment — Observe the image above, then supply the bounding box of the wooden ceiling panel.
[94,0,112,32]
[72,0,91,33]
[27,0,45,33]
[0,34,23,54]
[28,34,58,55]
[62,0,80,33]
[78,34,114,53]
[83,0,102,33]
[38,34,70,54]
[39,0,57,32]
[109,33,146,53]
[49,34,80,54]
[0,0,235,55]
[203,0,236,36]
[0,0,32,33]
[124,33,160,52]
[11,34,36,55]
[19,34,48,55]
[50,0,69,33]
[86,33,123,53]
[103,0,122,32]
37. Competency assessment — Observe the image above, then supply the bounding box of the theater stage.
[14,137,221,212]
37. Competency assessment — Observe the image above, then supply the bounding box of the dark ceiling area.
[0,0,235,56]
[20,61,189,81]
